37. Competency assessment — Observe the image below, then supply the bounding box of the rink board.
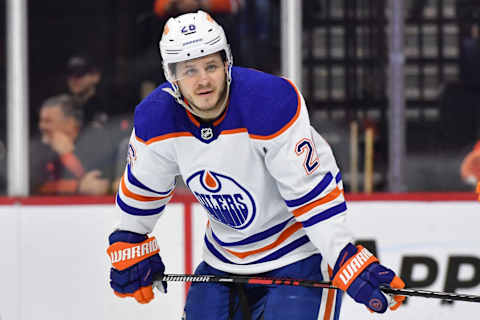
[0,195,478,319]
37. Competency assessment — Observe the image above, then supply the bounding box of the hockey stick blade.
[379,287,480,303]
[153,273,480,303]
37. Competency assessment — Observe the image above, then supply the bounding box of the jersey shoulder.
[230,67,301,138]
[133,83,183,142]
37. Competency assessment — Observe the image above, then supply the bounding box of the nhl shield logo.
[186,170,257,229]
[201,127,213,140]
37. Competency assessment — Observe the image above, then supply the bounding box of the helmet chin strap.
[163,67,232,121]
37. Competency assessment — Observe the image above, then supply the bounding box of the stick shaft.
[156,273,337,289]
[154,273,480,303]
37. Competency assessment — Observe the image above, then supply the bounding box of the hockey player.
[106,10,406,319]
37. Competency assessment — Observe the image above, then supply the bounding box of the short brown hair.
[41,94,84,126]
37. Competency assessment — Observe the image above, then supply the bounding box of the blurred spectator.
[439,22,480,149]
[154,0,206,14]
[459,23,480,90]
[30,94,115,195]
[0,102,5,195]
[153,0,242,20]
[0,136,5,194]
[236,0,279,74]
[452,11,480,188]
[460,141,480,186]
[65,53,109,127]
[0,59,5,194]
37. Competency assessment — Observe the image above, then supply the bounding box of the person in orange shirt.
[153,0,243,16]
[460,140,480,200]
[460,141,480,184]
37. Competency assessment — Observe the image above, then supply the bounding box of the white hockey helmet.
[159,10,233,84]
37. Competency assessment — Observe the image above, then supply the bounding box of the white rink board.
[191,201,480,319]
[0,206,21,320]
[0,203,185,320]
[0,200,479,320]
[341,201,480,319]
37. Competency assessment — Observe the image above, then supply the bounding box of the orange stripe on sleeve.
[121,175,172,202]
[225,222,302,259]
[249,79,302,140]
[292,187,343,217]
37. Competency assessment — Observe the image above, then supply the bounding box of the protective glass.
[0,0,5,195]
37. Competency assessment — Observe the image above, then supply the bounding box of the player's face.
[176,53,228,119]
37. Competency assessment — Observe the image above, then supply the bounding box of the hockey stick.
[153,273,480,303]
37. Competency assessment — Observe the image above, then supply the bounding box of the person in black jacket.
[65,54,109,127]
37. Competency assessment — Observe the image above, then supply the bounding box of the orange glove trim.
[107,237,159,271]
[389,276,406,310]
[114,285,154,304]
[332,245,378,291]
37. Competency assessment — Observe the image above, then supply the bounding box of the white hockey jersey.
[116,67,354,274]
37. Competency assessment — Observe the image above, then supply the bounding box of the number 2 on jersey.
[295,138,319,175]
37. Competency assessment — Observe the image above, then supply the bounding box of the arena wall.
[0,194,478,319]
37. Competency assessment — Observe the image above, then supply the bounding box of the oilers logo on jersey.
[186,170,256,229]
